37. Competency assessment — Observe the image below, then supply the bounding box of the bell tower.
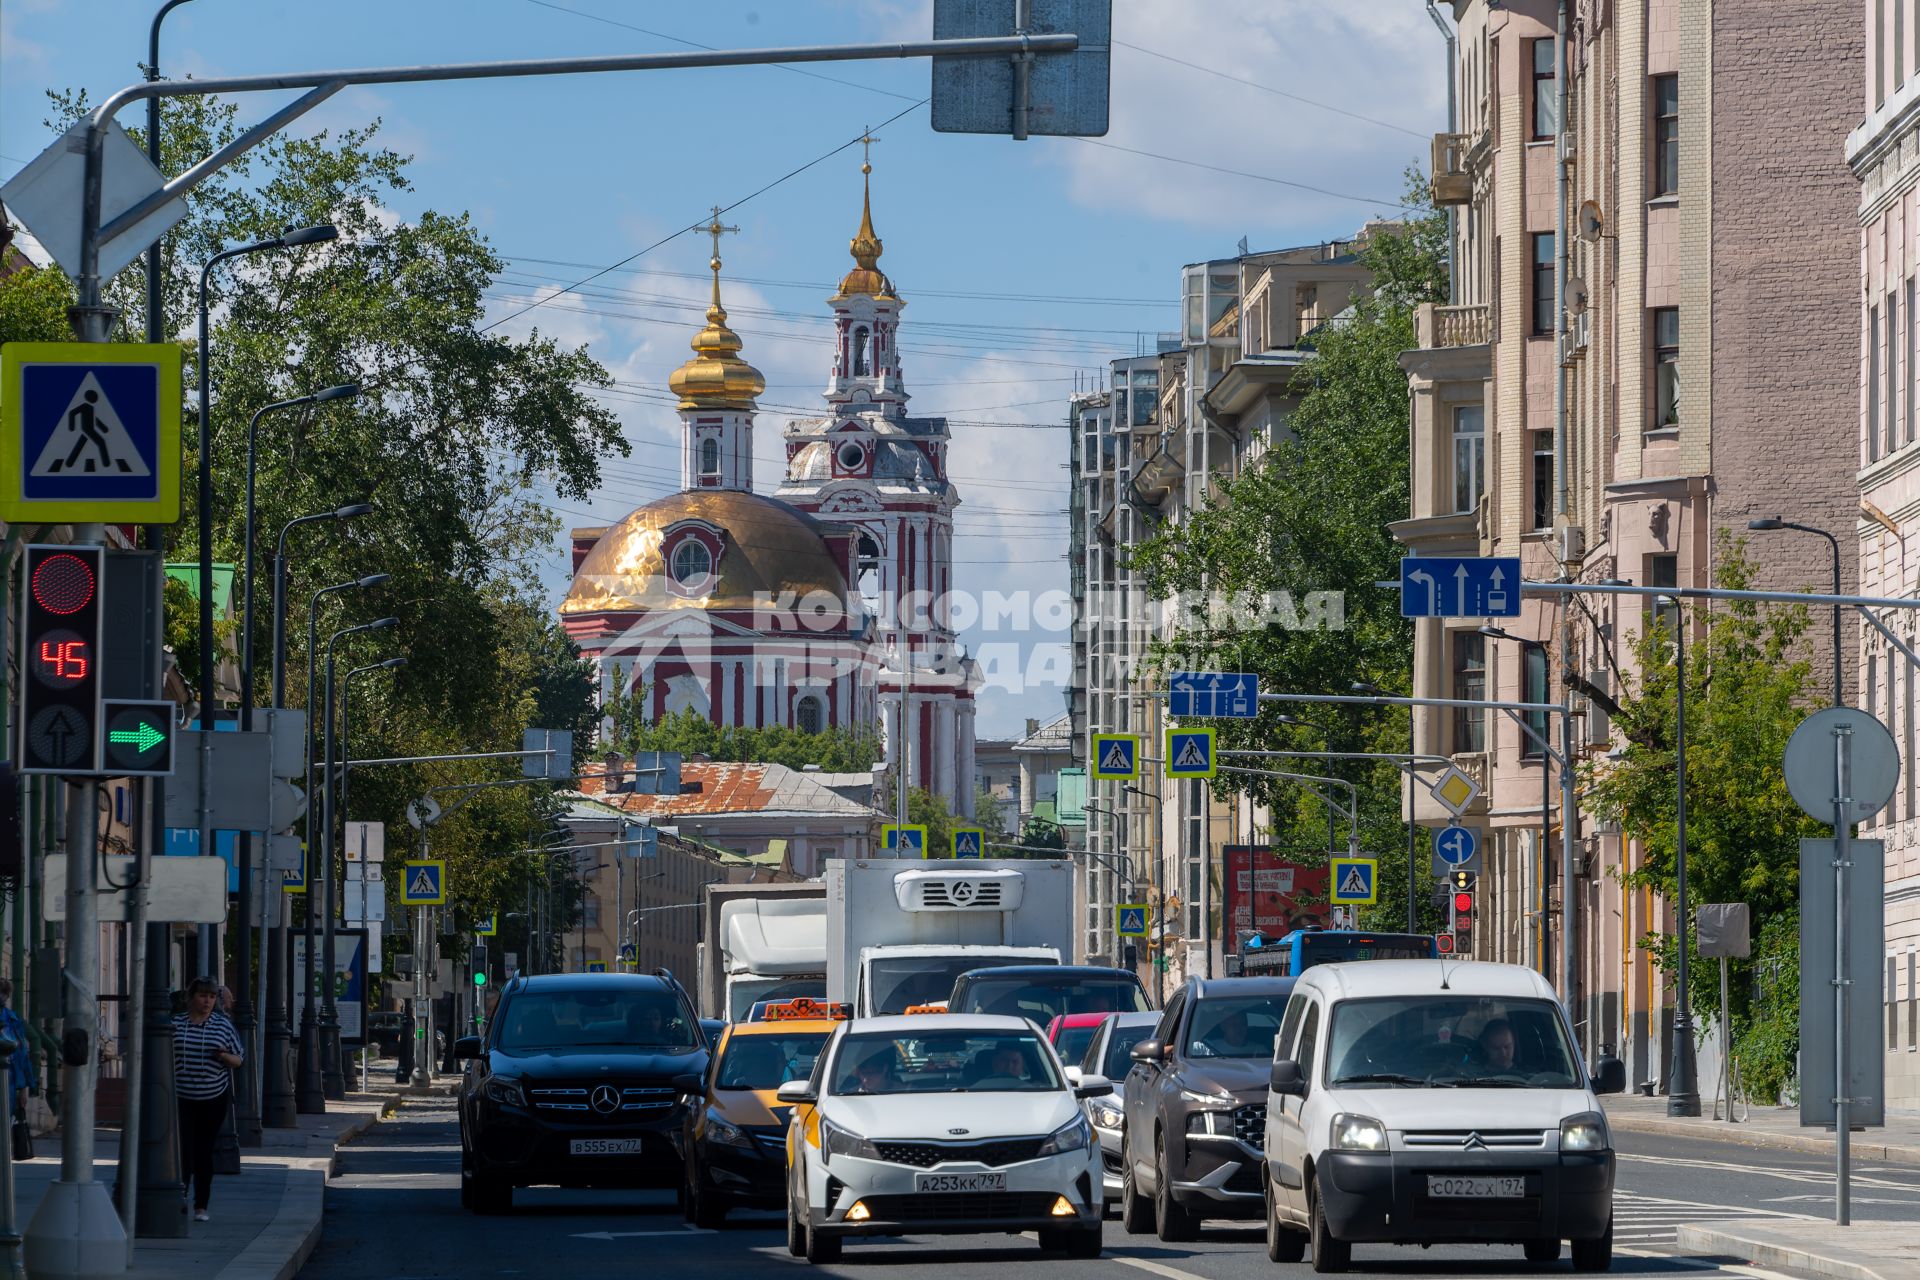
[669,209,764,491]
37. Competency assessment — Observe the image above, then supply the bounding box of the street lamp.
[319,616,399,1097]
[1659,592,1701,1118]
[233,385,358,1146]
[1747,517,1845,706]
[295,573,387,1114]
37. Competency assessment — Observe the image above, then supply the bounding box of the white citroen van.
[1260,960,1624,1273]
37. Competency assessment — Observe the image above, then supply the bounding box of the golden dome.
[668,220,766,410]
[559,490,854,618]
[833,160,897,301]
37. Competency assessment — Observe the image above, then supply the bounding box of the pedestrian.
[172,976,243,1221]
[0,979,37,1135]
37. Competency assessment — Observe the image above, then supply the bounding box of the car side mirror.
[453,1036,482,1060]
[1129,1039,1165,1064]
[1590,1055,1627,1096]
[1063,1065,1084,1086]
[672,1072,705,1095]
[1268,1059,1306,1097]
[775,1080,817,1105]
[1074,1073,1113,1099]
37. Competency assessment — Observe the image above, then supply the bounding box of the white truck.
[825,858,1077,1016]
[696,883,829,1021]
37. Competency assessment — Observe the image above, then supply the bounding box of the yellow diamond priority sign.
[1429,765,1481,817]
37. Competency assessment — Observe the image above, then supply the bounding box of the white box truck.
[825,859,1076,1016]
[696,883,828,1021]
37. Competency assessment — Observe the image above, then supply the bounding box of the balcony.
[1416,303,1491,349]
[1431,132,1471,205]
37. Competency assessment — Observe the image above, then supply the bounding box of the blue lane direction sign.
[400,859,446,906]
[1434,824,1479,868]
[952,826,984,859]
[1091,733,1139,780]
[1166,728,1217,780]
[1331,857,1379,905]
[0,342,183,523]
[1170,671,1260,718]
[1115,903,1150,937]
[1399,555,1521,619]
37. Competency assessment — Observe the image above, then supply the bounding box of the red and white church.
[559,164,978,814]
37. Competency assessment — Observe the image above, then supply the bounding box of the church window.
[699,437,719,476]
[670,539,714,587]
[852,326,870,377]
[795,694,825,734]
[837,440,867,472]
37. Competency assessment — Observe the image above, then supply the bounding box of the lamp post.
[1659,592,1701,1117]
[1747,518,1845,707]
[320,617,399,1097]
[295,574,388,1113]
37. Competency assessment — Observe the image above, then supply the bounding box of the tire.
[1571,1218,1613,1273]
[804,1221,843,1265]
[1525,1238,1561,1264]
[1066,1225,1103,1259]
[1154,1135,1199,1243]
[1266,1176,1306,1263]
[787,1204,807,1258]
[1308,1180,1348,1274]
[1120,1153,1153,1235]
[471,1171,512,1216]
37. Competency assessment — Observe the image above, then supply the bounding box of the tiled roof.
[575,760,878,821]
[1014,712,1073,753]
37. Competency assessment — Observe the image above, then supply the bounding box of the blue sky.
[2,1,1443,739]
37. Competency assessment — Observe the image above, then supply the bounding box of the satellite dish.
[1566,276,1589,314]
[1577,200,1606,242]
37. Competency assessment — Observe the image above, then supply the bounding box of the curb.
[1674,1225,1893,1280]
[1604,1113,1920,1169]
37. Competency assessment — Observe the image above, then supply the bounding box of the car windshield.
[957,975,1150,1022]
[829,1030,1064,1095]
[1052,1022,1101,1066]
[1102,1021,1156,1077]
[495,989,698,1052]
[1185,995,1289,1059]
[1325,996,1581,1088]
[716,1031,829,1090]
[864,955,1053,1016]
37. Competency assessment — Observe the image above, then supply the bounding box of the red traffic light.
[1453,891,1474,914]
[1436,932,1456,955]
[31,552,96,614]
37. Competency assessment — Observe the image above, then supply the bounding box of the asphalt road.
[303,1100,1920,1280]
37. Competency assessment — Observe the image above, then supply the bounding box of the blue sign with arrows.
[1399,556,1521,618]
[1435,824,1479,867]
[1170,671,1260,718]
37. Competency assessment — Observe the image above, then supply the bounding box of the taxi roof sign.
[902,1002,950,1015]
[750,997,851,1023]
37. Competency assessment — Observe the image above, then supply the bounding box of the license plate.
[570,1138,645,1155]
[913,1171,1007,1193]
[1427,1175,1525,1199]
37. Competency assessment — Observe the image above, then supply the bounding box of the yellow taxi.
[679,999,846,1227]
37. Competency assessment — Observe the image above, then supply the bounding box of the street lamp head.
[276,223,339,248]
[334,503,374,519]
[313,382,360,404]
[1747,517,1785,532]
[380,656,408,671]
[1351,682,1384,695]
[366,616,399,632]
[354,573,389,590]
[1477,624,1511,640]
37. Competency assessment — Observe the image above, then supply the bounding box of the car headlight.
[1559,1112,1608,1152]
[1330,1113,1388,1152]
[1186,1109,1235,1136]
[1088,1101,1124,1130]
[706,1112,754,1150]
[1177,1085,1232,1106]
[1037,1113,1093,1156]
[483,1076,525,1108]
[820,1117,880,1163]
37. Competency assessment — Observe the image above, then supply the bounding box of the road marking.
[570,1227,716,1240]
[1618,1151,1920,1193]
[1111,1256,1211,1280]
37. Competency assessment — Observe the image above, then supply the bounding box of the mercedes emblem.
[591,1084,620,1115]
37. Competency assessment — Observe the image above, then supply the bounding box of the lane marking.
[1111,1256,1212,1280]
[1618,1151,1920,1193]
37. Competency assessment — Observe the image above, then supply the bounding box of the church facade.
[559,168,978,814]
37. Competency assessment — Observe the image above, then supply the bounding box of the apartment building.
[1071,240,1376,975]
[1851,0,1920,1113]
[1408,0,1860,1091]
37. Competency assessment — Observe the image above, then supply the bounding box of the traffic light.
[20,545,103,775]
[470,944,488,987]
[1450,868,1475,932]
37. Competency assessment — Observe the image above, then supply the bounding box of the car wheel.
[1066,1225,1102,1259]
[786,1200,807,1258]
[1525,1237,1561,1263]
[1570,1218,1613,1273]
[1153,1134,1199,1243]
[1308,1178,1348,1273]
[1120,1152,1153,1235]
[1266,1174,1306,1263]
[804,1220,842,1265]
[471,1171,512,1216]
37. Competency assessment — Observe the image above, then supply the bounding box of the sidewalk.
[12,1087,401,1280]
[1601,1091,1920,1167]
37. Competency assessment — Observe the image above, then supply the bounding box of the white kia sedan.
[780,1013,1110,1264]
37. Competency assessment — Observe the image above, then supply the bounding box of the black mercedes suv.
[456,971,709,1213]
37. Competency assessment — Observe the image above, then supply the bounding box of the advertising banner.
[1223,845,1329,950]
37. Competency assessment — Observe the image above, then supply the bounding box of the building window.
[1893,955,1902,1051]
[1652,308,1680,429]
[1532,233,1556,336]
[1652,75,1679,196]
[795,693,824,734]
[698,437,719,477]
[851,325,870,377]
[1889,291,1901,457]
[1523,643,1549,759]
[1871,304,1884,462]
[1453,631,1486,754]
[1909,951,1916,1050]
[1878,0,1889,105]
[1900,0,1907,91]
[1452,404,1485,514]
[1131,369,1158,426]
[836,440,866,472]
[670,539,713,587]
[1531,38,1558,139]
[1648,553,1679,630]
[1908,278,1917,446]
[1532,431,1554,531]
[1183,268,1205,342]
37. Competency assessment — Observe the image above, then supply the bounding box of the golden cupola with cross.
[668,211,766,414]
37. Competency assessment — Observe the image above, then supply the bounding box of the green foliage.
[612,705,883,773]
[972,787,1010,841]
[0,266,75,345]
[1129,176,1447,934]
[1019,815,1068,853]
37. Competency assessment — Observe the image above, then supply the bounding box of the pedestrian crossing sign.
[476,913,498,937]
[586,961,608,974]
[400,859,446,906]
[1115,903,1150,937]
[0,342,183,523]
[1165,728,1217,779]
[881,824,928,857]
[282,849,308,895]
[1091,733,1140,780]
[952,826,985,859]
[1330,857,1378,905]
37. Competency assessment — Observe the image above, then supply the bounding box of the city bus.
[1237,928,1437,976]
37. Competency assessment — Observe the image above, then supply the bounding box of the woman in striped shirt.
[172,976,243,1221]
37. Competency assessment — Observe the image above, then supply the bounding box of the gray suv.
[1119,976,1296,1241]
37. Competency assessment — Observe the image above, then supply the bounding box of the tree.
[0,264,74,345]
[1583,536,1821,1101]
[610,706,883,773]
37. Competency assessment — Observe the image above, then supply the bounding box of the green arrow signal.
[109,722,166,753]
